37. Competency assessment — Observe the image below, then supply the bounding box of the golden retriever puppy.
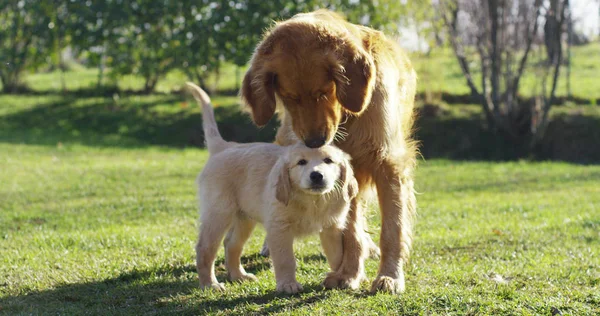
[241,10,418,294]
[186,83,358,294]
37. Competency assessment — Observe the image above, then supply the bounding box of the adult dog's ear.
[339,158,358,202]
[275,159,291,206]
[240,64,277,127]
[333,43,376,115]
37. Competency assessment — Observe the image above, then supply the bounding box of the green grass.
[408,42,600,100]
[1,144,598,315]
[11,42,600,101]
[1,91,599,314]
[18,64,245,95]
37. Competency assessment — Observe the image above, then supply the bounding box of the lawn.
[1,92,599,314]
[12,42,600,102]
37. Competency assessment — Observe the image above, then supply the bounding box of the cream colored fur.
[187,83,358,294]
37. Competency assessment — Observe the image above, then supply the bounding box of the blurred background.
[1,0,599,162]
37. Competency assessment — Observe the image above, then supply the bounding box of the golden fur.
[241,10,418,293]
[187,83,358,294]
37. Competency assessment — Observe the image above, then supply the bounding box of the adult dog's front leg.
[322,197,367,290]
[370,159,416,294]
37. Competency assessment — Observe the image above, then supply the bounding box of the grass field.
[1,143,599,315]
[1,42,599,315]
[1,90,599,315]
[10,43,600,102]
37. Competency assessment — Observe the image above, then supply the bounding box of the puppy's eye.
[297,159,307,166]
[323,157,333,164]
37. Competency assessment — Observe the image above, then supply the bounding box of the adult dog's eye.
[297,159,307,166]
[323,157,333,164]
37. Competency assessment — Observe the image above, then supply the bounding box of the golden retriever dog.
[187,83,358,294]
[240,10,418,294]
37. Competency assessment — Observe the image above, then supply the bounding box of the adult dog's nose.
[310,171,324,183]
[305,137,326,148]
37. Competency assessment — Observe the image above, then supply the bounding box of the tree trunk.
[566,2,572,97]
[192,69,208,91]
[97,41,108,88]
[143,75,158,94]
[235,66,241,91]
[1,66,24,93]
[488,0,501,118]
[443,1,481,98]
[211,64,221,95]
[545,0,560,63]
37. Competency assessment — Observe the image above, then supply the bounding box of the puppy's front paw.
[322,271,364,290]
[276,281,303,294]
[370,275,405,294]
[199,282,226,292]
[230,272,258,283]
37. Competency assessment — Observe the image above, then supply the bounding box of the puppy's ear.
[240,64,277,126]
[333,42,376,115]
[275,159,291,206]
[339,158,358,202]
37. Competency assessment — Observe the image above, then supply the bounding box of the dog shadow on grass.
[0,253,338,315]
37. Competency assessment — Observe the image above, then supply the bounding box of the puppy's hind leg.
[224,217,258,282]
[259,238,270,257]
[196,199,235,291]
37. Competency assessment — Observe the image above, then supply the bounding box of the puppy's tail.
[185,82,227,154]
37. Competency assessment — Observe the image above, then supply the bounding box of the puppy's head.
[241,14,376,149]
[275,144,358,205]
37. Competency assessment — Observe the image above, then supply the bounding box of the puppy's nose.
[305,136,326,148]
[310,171,324,183]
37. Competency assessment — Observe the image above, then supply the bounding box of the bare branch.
[537,0,569,139]
[487,0,501,118]
[441,0,481,97]
[511,0,543,99]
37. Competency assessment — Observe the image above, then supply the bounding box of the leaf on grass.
[492,229,503,236]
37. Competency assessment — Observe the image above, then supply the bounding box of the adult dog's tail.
[185,82,227,154]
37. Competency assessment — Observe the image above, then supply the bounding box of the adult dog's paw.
[322,271,364,290]
[276,281,303,294]
[199,282,226,292]
[370,275,405,294]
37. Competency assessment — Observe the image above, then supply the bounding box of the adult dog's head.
[241,10,376,148]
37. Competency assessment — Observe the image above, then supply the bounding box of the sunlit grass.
[10,43,599,101]
[0,142,598,315]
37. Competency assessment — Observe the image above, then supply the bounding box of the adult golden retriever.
[241,9,418,294]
